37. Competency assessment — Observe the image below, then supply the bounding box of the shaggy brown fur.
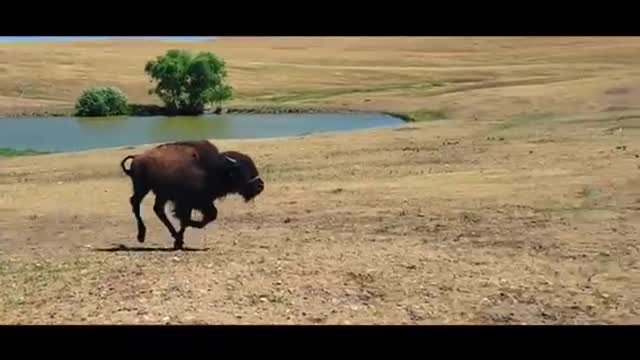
[156,140,220,158]
[120,140,264,250]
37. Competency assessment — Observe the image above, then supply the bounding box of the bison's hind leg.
[129,180,150,243]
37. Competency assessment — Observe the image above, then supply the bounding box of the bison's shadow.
[93,244,210,252]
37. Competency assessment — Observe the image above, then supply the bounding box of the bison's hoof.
[173,240,184,250]
[137,232,146,243]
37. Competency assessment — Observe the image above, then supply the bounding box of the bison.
[120,140,265,250]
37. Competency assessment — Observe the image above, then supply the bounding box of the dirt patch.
[1,117,639,324]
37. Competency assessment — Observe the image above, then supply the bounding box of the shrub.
[75,87,129,117]
[144,49,233,115]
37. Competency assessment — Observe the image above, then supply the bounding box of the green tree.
[144,49,233,115]
[75,87,129,117]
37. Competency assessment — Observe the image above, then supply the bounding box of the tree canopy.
[144,49,233,115]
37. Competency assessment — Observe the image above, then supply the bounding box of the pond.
[0,113,405,153]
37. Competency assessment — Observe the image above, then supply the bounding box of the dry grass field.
[0,37,639,324]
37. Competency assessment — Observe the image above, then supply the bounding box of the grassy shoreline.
[0,147,53,157]
[0,105,419,123]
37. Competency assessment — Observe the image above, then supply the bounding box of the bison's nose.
[256,178,265,193]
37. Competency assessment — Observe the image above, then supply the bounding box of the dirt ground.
[0,37,639,324]
[1,115,639,324]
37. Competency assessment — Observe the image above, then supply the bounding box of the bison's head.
[221,151,264,202]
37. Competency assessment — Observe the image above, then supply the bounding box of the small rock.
[163,316,171,323]
[308,316,325,324]
[283,217,292,224]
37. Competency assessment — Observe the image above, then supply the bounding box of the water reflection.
[150,116,229,143]
[76,116,130,131]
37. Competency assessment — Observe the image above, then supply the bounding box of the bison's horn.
[225,156,238,164]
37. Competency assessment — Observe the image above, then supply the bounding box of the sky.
[0,36,215,43]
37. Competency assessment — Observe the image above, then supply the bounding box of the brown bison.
[120,140,264,250]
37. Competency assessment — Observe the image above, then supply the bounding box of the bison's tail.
[120,155,136,177]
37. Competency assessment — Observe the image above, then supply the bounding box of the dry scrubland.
[0,37,639,324]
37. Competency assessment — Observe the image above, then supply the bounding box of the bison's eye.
[227,167,244,181]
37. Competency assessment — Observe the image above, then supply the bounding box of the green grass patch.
[407,109,449,122]
[263,82,444,104]
[496,112,558,130]
[541,186,606,215]
[490,111,640,136]
[565,113,640,128]
[0,148,52,157]
[578,186,602,201]
[267,88,352,103]
[0,258,94,310]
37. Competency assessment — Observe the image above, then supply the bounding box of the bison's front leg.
[153,196,180,245]
[172,203,193,250]
[189,203,218,229]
